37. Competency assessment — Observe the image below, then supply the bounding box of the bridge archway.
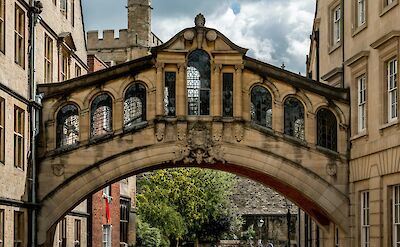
[37,132,348,246]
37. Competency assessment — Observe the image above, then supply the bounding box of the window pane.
[164,72,176,116]
[187,50,210,116]
[91,94,112,137]
[284,97,305,140]
[222,73,233,117]
[124,83,146,127]
[251,86,272,128]
[317,108,337,151]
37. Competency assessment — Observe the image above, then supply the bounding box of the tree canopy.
[136,168,241,246]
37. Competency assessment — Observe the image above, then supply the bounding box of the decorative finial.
[281,63,285,70]
[195,13,206,27]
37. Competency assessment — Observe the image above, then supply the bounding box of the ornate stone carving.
[206,30,217,41]
[52,164,65,177]
[327,161,337,176]
[234,123,244,142]
[184,30,195,41]
[195,13,206,27]
[173,122,225,164]
[155,122,165,142]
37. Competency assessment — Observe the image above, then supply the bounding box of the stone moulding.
[173,122,226,164]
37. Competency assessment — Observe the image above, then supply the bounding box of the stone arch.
[82,86,118,109]
[44,99,83,123]
[37,141,349,246]
[314,103,345,126]
[282,90,314,114]
[122,82,148,126]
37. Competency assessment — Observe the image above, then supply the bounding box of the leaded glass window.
[187,49,211,115]
[124,83,146,127]
[91,94,112,137]
[57,104,79,147]
[164,72,176,116]
[284,97,305,140]
[251,86,272,128]
[317,108,337,151]
[223,73,233,117]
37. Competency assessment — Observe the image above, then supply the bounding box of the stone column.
[212,63,222,117]
[155,62,164,117]
[234,64,244,118]
[177,63,187,117]
[80,108,90,142]
[114,98,124,131]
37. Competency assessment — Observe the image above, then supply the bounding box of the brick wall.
[91,183,121,247]
[87,54,108,73]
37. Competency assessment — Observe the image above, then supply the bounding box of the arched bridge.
[37,20,350,246]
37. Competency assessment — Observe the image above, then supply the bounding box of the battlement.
[87,29,130,50]
[87,29,163,51]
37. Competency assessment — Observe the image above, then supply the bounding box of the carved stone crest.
[173,122,225,164]
[155,122,165,142]
[234,123,244,142]
[195,13,206,27]
[326,161,337,176]
[52,163,65,177]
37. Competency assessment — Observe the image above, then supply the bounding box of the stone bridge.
[36,17,350,246]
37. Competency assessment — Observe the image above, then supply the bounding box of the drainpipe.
[341,0,345,88]
[28,1,42,246]
[315,30,320,82]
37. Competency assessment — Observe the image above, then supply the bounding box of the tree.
[136,168,240,245]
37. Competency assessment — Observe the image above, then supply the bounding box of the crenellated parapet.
[87,29,130,50]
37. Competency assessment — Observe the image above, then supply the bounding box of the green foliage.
[136,219,162,247]
[136,168,240,244]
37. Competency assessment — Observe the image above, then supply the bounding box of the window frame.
[60,0,67,18]
[393,185,400,247]
[44,34,53,83]
[222,73,234,117]
[90,94,113,138]
[120,198,130,244]
[102,224,112,247]
[164,72,176,117]
[14,211,24,247]
[387,58,398,122]
[74,219,81,247]
[357,0,366,27]
[14,4,25,68]
[358,75,367,132]
[124,83,147,128]
[14,106,24,170]
[316,108,338,152]
[75,64,81,77]
[186,49,211,116]
[56,104,80,148]
[361,191,370,247]
[59,218,67,247]
[60,47,70,81]
[284,97,305,141]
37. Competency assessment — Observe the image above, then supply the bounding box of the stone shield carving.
[173,122,225,164]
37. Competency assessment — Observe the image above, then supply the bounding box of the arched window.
[187,49,211,115]
[56,104,79,147]
[317,108,337,151]
[284,97,305,140]
[124,83,146,128]
[91,94,112,137]
[251,86,273,128]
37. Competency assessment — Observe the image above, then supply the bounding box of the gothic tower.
[127,0,152,47]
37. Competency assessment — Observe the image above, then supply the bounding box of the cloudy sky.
[82,0,316,74]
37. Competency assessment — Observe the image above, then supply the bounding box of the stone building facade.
[0,0,87,246]
[307,0,400,246]
[87,0,162,66]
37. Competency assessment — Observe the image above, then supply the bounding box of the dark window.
[120,198,130,244]
[74,219,81,247]
[14,211,24,247]
[223,73,233,117]
[14,4,25,68]
[14,106,24,169]
[91,94,112,137]
[251,86,272,128]
[187,49,211,115]
[304,214,312,247]
[0,0,5,53]
[317,108,337,151]
[57,104,79,148]
[59,218,66,247]
[284,97,305,140]
[0,98,4,163]
[124,83,146,128]
[164,72,176,116]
